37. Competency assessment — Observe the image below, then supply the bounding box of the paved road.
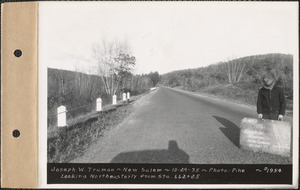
[72,87,292,164]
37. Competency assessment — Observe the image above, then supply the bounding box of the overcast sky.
[39,2,298,75]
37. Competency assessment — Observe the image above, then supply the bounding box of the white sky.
[39,2,298,74]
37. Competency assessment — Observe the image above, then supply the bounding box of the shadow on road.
[110,140,190,163]
[213,116,240,147]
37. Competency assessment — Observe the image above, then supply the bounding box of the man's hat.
[262,72,276,89]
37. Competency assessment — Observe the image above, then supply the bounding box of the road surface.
[72,87,292,164]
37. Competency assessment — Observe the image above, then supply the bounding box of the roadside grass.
[47,103,133,163]
[47,91,151,163]
[200,84,258,105]
[197,83,293,116]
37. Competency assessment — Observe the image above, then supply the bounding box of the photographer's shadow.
[110,140,190,163]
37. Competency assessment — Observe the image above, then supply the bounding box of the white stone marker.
[96,98,102,111]
[112,95,117,105]
[57,105,67,127]
[123,93,127,101]
[127,92,130,100]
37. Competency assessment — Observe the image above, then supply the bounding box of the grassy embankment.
[48,100,134,163]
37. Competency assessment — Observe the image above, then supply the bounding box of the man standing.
[257,73,286,121]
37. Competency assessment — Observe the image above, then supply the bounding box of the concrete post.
[96,98,102,111]
[122,93,127,102]
[112,95,117,105]
[127,92,130,100]
[57,105,67,127]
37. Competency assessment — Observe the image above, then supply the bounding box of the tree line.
[48,68,160,124]
[161,53,293,104]
[48,39,161,125]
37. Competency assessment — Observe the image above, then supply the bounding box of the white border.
[38,1,299,189]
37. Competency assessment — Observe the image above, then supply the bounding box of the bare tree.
[93,39,135,96]
[224,57,252,84]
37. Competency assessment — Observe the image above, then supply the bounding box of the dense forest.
[161,53,293,108]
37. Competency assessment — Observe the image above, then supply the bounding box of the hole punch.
[12,130,20,138]
[14,49,22,57]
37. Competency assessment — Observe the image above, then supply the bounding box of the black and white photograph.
[38,1,298,188]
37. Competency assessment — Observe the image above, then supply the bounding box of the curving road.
[72,87,292,164]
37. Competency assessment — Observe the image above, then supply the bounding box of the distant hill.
[161,53,293,109]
